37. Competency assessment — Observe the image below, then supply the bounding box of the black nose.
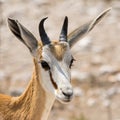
[62,88,73,98]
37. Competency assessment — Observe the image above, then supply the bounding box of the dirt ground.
[0,0,120,120]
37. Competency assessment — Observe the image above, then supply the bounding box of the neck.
[12,59,55,120]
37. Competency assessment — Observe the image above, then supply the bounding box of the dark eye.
[69,58,75,68]
[41,60,50,70]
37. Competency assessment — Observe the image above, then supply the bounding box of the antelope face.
[39,17,74,103]
[40,41,74,103]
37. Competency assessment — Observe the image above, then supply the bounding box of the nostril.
[62,89,73,97]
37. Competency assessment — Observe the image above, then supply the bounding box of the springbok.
[0,8,110,120]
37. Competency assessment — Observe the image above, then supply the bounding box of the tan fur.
[49,41,67,61]
[0,59,47,120]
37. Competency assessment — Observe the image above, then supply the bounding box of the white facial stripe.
[40,68,55,93]
[42,46,53,63]
[51,61,70,84]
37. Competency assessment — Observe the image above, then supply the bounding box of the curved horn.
[39,17,51,45]
[59,16,68,42]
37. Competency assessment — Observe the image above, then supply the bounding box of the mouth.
[56,96,73,103]
[56,92,73,103]
[61,97,72,103]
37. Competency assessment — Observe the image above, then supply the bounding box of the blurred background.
[0,0,120,120]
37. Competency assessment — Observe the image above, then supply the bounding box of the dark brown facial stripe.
[49,71,57,89]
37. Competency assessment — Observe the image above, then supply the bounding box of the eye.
[69,58,75,68]
[40,60,50,70]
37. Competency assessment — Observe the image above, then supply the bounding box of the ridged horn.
[59,16,68,42]
[39,17,51,45]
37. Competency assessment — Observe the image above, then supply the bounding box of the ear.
[8,18,38,54]
[68,8,111,48]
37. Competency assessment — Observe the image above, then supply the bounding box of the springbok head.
[8,8,110,103]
